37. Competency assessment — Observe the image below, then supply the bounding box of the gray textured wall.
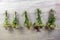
[0,0,60,40]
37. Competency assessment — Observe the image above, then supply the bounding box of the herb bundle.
[4,10,11,29]
[33,9,43,31]
[12,11,19,28]
[24,11,32,30]
[45,9,56,30]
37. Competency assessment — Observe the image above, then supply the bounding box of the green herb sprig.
[33,9,44,32]
[4,10,11,29]
[45,9,56,30]
[24,11,32,30]
[12,11,19,28]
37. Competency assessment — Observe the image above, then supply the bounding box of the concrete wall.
[0,0,60,40]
